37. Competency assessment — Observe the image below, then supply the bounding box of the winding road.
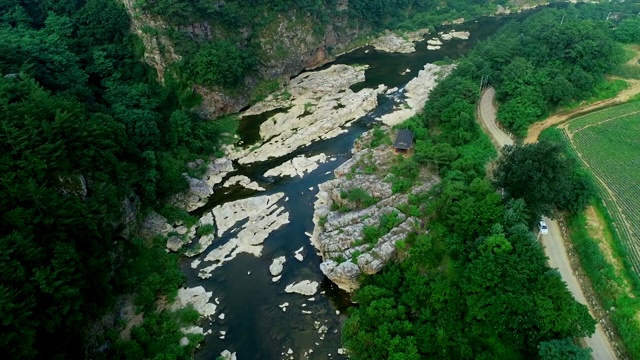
[478,87,617,360]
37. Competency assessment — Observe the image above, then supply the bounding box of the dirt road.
[478,88,617,360]
[526,46,640,143]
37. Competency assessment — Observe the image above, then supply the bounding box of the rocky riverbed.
[228,64,387,164]
[379,63,455,126]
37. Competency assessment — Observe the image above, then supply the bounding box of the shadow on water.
[186,7,553,360]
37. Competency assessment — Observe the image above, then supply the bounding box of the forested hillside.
[2,0,638,359]
[0,0,232,358]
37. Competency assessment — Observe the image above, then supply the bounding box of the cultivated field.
[563,102,640,274]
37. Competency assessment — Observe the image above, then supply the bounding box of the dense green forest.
[341,6,636,359]
[0,0,231,358]
[2,0,638,358]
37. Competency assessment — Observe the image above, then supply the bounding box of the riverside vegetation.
[0,1,234,358]
[342,6,637,360]
[2,0,639,359]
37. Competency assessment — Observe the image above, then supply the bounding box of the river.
[183,9,542,360]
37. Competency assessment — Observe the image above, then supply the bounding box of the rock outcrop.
[371,33,416,53]
[310,128,439,292]
[380,63,455,126]
[171,286,217,318]
[227,65,386,164]
[264,154,329,178]
[169,158,235,211]
[198,193,289,278]
[121,2,363,119]
[120,0,181,83]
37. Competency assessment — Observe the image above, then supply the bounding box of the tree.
[539,338,592,360]
[493,141,592,220]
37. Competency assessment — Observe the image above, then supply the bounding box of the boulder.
[269,256,287,276]
[285,280,320,296]
[166,236,183,252]
[371,33,416,53]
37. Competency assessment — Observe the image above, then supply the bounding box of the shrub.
[197,224,215,236]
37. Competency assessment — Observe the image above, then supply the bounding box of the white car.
[539,220,549,235]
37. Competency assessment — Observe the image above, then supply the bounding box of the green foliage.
[566,203,640,359]
[565,79,630,110]
[614,17,640,44]
[451,8,625,136]
[341,187,379,208]
[0,2,232,357]
[158,205,198,228]
[351,250,363,264]
[197,224,215,236]
[369,126,391,148]
[538,338,592,360]
[182,41,253,88]
[343,7,616,360]
[111,309,203,359]
[361,211,403,245]
[387,157,420,194]
[493,141,594,220]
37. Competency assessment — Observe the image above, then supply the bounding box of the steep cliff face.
[119,0,363,119]
[120,0,181,83]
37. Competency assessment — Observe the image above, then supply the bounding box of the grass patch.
[340,187,379,208]
[361,211,403,245]
[157,205,198,227]
[250,79,281,103]
[565,79,630,110]
[196,224,215,236]
[568,201,640,359]
[386,156,420,194]
[369,126,392,148]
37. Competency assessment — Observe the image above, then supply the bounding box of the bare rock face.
[168,158,235,212]
[166,236,184,252]
[379,64,455,126]
[310,128,439,293]
[171,286,217,318]
[120,0,181,83]
[227,65,386,164]
[371,33,416,53]
[121,2,362,119]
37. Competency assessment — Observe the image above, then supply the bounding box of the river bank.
[145,7,558,359]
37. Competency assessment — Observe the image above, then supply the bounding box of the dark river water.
[184,8,543,360]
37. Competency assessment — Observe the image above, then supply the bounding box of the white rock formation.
[427,45,441,50]
[219,350,237,360]
[228,65,385,164]
[264,153,328,178]
[199,193,289,278]
[171,286,217,318]
[310,128,440,292]
[379,64,455,126]
[441,30,471,41]
[223,175,265,191]
[285,280,320,296]
[180,326,204,336]
[269,256,286,276]
[294,247,304,261]
[169,158,235,211]
[371,33,415,53]
[427,38,443,46]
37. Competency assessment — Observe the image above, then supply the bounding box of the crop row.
[568,101,640,131]
[572,113,640,273]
